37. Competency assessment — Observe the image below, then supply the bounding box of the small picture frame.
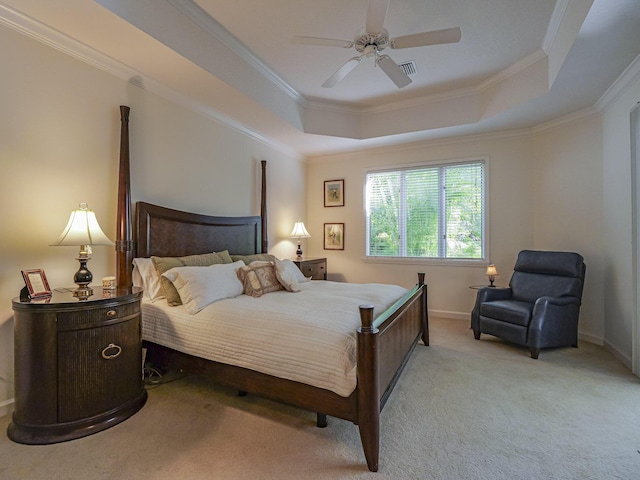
[21,269,52,299]
[324,223,345,250]
[324,179,345,207]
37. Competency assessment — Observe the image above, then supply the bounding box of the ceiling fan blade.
[290,36,354,48]
[391,27,462,49]
[366,0,390,35]
[377,54,412,88]
[322,57,362,88]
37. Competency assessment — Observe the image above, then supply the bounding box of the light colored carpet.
[1,317,639,479]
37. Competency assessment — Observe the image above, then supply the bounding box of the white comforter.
[141,280,408,397]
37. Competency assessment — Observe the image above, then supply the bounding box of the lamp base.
[73,255,94,299]
[296,242,303,259]
[73,286,94,300]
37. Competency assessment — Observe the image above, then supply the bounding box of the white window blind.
[366,160,486,260]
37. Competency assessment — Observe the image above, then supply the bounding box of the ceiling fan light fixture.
[291,0,460,89]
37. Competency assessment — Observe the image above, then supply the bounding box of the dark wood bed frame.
[114,106,429,472]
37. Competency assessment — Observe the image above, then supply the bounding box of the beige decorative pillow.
[152,251,233,306]
[237,261,282,298]
[231,253,276,265]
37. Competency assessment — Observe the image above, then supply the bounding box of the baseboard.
[0,397,14,419]
[429,310,469,321]
[603,340,632,370]
[578,331,603,346]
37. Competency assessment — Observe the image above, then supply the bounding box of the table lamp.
[289,220,311,259]
[486,264,498,287]
[50,203,114,298]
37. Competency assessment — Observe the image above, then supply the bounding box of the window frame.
[363,157,490,266]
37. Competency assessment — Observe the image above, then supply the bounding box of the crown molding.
[531,107,598,135]
[308,126,532,162]
[543,0,570,54]
[595,52,640,112]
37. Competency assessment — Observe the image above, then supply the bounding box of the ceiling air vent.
[399,61,418,76]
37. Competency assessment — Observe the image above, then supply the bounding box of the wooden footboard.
[143,275,427,473]
[356,273,428,472]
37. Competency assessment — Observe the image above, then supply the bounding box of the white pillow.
[274,258,301,292]
[278,258,312,284]
[133,257,164,302]
[162,260,244,314]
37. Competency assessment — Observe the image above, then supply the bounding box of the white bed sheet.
[141,280,408,397]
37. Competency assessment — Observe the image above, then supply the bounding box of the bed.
[114,106,429,472]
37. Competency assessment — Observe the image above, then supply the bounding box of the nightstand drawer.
[293,258,327,280]
[57,301,140,329]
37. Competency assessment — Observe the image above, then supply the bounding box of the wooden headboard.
[115,105,268,285]
[135,202,263,258]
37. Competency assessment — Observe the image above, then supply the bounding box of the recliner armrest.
[477,287,512,303]
[471,287,513,331]
[535,295,581,307]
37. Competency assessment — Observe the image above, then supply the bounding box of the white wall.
[531,114,604,343]
[306,118,606,344]
[0,24,306,412]
[306,132,536,317]
[601,65,640,370]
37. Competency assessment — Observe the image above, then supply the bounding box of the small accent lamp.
[289,220,311,259]
[486,264,498,287]
[50,203,114,298]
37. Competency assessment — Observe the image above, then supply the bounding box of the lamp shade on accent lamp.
[289,220,311,258]
[50,203,114,298]
[486,264,498,287]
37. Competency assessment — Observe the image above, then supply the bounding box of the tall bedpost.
[418,272,429,346]
[357,304,380,472]
[261,160,268,253]
[116,105,134,288]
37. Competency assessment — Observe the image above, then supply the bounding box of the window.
[365,159,486,260]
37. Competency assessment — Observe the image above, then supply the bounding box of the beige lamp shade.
[485,264,498,277]
[289,221,311,239]
[51,203,114,247]
[289,220,310,258]
[486,264,498,287]
[50,203,114,298]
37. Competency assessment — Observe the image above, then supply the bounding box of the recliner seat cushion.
[480,300,533,327]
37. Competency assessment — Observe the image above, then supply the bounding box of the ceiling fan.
[291,0,461,89]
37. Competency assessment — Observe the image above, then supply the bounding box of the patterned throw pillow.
[237,261,283,298]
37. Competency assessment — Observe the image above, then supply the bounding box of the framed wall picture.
[324,223,345,250]
[21,269,52,299]
[324,179,344,207]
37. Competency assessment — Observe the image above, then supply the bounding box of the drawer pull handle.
[101,343,122,360]
[106,310,117,318]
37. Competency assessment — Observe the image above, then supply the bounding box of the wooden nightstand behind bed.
[292,257,327,280]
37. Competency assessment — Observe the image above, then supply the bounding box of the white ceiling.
[2,0,640,157]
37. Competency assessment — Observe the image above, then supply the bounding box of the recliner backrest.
[509,250,585,304]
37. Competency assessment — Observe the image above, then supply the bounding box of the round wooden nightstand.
[8,287,147,445]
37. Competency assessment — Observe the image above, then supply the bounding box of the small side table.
[469,285,508,290]
[293,257,327,280]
